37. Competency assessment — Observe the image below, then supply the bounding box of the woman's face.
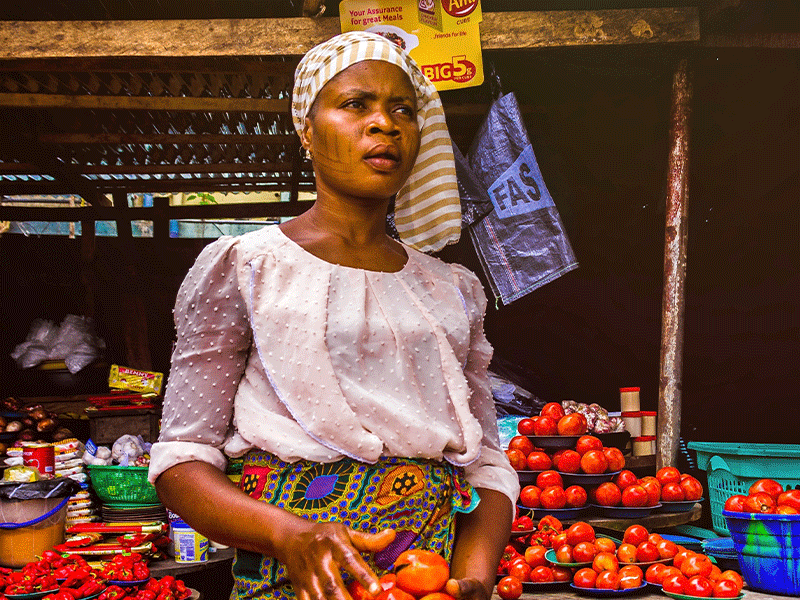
[302,60,421,204]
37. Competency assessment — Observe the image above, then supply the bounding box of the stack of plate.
[101,502,168,523]
[702,537,741,572]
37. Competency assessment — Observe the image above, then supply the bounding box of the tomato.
[555,543,574,564]
[713,579,741,598]
[507,560,531,582]
[565,485,588,508]
[573,541,597,563]
[656,467,682,487]
[595,570,620,590]
[572,568,598,589]
[645,563,667,584]
[616,543,637,564]
[613,470,639,490]
[417,594,456,600]
[517,418,536,436]
[536,470,564,489]
[566,521,596,546]
[621,484,648,507]
[533,416,558,436]
[603,447,626,472]
[376,587,416,600]
[552,566,572,582]
[540,402,566,421]
[680,554,713,579]
[575,435,603,456]
[636,541,660,563]
[594,482,622,507]
[776,505,800,514]
[519,485,542,508]
[661,482,686,502]
[743,492,776,513]
[540,486,567,509]
[749,478,784,500]
[622,524,649,546]
[524,545,548,569]
[662,573,689,595]
[557,413,588,436]
[592,552,619,573]
[619,568,643,589]
[347,580,373,600]
[551,532,568,548]
[394,549,449,597]
[656,539,679,560]
[580,450,608,474]
[640,479,662,506]
[538,515,563,532]
[778,489,800,510]
[723,494,747,513]
[673,549,694,570]
[594,537,617,554]
[680,476,704,501]
[555,450,582,473]
[717,570,743,591]
[507,436,535,457]
[505,449,527,471]
[526,451,552,471]
[529,565,554,583]
[495,576,522,600]
[685,575,713,598]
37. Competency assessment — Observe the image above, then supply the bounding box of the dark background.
[1,5,798,447]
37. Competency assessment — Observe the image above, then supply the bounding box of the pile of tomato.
[643,549,744,598]
[591,466,704,508]
[724,477,800,514]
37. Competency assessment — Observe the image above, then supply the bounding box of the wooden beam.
[38,132,297,145]
[0,93,289,113]
[78,162,302,175]
[0,201,315,221]
[0,8,699,59]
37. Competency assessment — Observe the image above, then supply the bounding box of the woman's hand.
[278,521,396,600]
[444,578,491,600]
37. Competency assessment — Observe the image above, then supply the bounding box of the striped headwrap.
[292,31,461,253]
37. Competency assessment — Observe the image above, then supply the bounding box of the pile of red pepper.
[0,551,190,600]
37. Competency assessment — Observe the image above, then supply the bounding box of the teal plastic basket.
[688,442,800,536]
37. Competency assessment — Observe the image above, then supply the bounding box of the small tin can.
[22,443,55,478]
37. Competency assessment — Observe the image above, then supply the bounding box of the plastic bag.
[0,477,81,501]
[10,315,106,373]
[467,92,578,305]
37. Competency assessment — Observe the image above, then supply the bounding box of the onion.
[36,418,56,433]
[0,416,6,429]
[5,421,22,432]
[29,408,49,421]
[17,429,36,441]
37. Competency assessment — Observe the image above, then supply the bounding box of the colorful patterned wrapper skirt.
[232,452,479,600]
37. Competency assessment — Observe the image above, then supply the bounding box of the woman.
[149,31,519,600]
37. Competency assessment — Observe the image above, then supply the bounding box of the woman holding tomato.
[148,32,519,600]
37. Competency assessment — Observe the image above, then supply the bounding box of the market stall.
[1,2,798,600]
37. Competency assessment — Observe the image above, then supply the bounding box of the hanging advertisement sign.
[339,0,484,91]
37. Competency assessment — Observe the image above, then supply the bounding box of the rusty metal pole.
[657,58,693,470]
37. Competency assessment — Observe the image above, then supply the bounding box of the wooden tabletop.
[148,547,235,576]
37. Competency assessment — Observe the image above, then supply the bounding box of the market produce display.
[0,552,191,600]
[723,477,800,514]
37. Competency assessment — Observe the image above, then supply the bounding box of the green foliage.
[186,192,218,205]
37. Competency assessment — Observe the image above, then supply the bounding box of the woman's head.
[292,31,461,253]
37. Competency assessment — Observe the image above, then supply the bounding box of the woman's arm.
[155,461,394,600]
[446,487,513,600]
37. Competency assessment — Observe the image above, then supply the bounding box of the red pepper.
[59,588,83,599]
[132,564,149,580]
[77,579,104,598]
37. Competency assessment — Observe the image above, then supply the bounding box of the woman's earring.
[305,148,313,161]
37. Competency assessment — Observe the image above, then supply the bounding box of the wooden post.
[657,58,693,470]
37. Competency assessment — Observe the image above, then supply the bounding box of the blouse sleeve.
[451,265,520,508]
[148,237,252,483]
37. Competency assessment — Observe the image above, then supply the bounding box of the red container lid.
[621,411,642,417]
[634,435,657,442]
[619,387,640,392]
[640,411,657,416]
